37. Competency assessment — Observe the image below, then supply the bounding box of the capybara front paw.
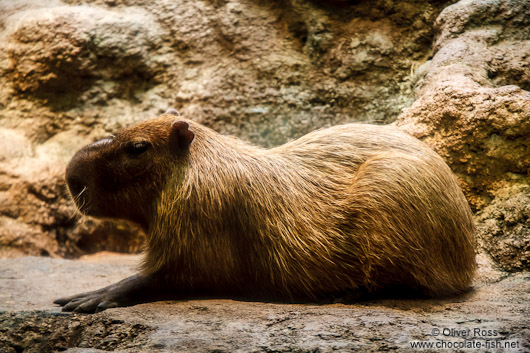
[54,290,118,313]
[54,274,158,313]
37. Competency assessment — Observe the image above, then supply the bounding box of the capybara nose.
[67,174,86,197]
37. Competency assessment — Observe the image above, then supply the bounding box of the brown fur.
[66,114,476,301]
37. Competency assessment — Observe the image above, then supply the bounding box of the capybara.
[55,110,476,312]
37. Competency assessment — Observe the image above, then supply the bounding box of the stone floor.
[0,254,528,352]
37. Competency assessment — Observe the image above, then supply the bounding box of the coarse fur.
[64,113,476,304]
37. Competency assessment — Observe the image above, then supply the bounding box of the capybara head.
[65,113,194,230]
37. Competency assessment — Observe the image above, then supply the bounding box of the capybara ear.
[170,121,194,151]
[165,108,180,116]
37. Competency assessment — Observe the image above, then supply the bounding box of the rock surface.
[396,0,530,211]
[476,185,530,272]
[1,255,529,352]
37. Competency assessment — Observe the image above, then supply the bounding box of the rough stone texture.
[396,0,530,211]
[476,185,530,272]
[1,0,444,144]
[0,255,529,352]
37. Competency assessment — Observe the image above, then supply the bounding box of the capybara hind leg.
[348,152,476,297]
[54,273,166,313]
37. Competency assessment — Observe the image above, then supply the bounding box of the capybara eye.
[125,141,151,155]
